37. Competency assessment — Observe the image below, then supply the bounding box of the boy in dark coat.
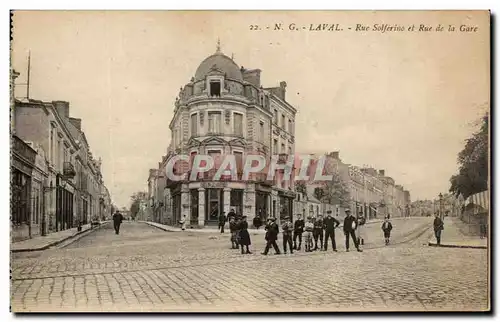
[262,218,281,255]
[293,214,305,250]
[253,215,263,229]
[282,216,294,254]
[238,215,252,254]
[381,216,393,245]
[343,209,362,252]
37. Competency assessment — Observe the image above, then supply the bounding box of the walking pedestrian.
[381,216,393,245]
[218,212,226,233]
[304,217,314,252]
[238,215,252,254]
[293,214,305,251]
[282,216,294,254]
[179,214,187,231]
[323,211,340,251]
[433,213,444,245]
[229,217,238,249]
[313,215,324,251]
[344,209,362,252]
[262,218,281,255]
[112,210,123,235]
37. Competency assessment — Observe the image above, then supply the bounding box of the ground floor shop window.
[11,170,31,225]
[190,189,199,224]
[279,196,293,223]
[173,194,181,225]
[230,189,244,216]
[205,188,223,222]
[255,192,269,220]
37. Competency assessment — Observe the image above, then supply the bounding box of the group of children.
[224,208,395,255]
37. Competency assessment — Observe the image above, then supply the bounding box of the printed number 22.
[250,25,259,30]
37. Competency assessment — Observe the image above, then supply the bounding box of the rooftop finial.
[231,53,234,60]
[216,37,221,53]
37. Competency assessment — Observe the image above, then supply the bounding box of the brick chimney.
[379,169,385,176]
[52,101,70,119]
[69,117,82,130]
[242,68,261,87]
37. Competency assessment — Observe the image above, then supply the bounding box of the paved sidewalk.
[428,217,487,249]
[11,221,110,252]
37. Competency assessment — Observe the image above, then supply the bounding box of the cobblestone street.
[11,219,489,312]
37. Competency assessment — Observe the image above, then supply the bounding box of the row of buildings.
[10,68,113,242]
[141,44,411,227]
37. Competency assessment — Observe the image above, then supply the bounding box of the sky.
[11,11,489,208]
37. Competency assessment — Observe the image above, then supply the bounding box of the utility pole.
[26,51,31,99]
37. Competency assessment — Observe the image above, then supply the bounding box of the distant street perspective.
[11,217,488,312]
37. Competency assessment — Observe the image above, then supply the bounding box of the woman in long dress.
[238,215,252,254]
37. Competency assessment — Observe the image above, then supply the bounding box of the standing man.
[313,214,324,251]
[282,216,294,254]
[293,214,305,251]
[433,213,444,245]
[112,210,123,235]
[323,210,340,252]
[218,211,226,233]
[262,218,281,255]
[343,209,362,252]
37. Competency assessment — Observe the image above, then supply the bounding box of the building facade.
[12,84,112,240]
[305,151,411,220]
[154,44,297,228]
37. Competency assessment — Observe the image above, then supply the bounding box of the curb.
[428,241,487,249]
[141,221,180,232]
[11,222,111,253]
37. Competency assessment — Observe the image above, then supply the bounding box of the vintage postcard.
[10,10,490,312]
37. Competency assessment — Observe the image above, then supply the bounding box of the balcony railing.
[63,162,76,178]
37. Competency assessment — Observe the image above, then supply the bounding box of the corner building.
[166,45,297,228]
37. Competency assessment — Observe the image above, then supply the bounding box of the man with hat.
[323,210,340,251]
[281,215,294,254]
[343,208,362,252]
[313,214,325,251]
[112,210,124,235]
[262,217,281,255]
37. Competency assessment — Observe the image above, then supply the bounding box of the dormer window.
[210,81,221,97]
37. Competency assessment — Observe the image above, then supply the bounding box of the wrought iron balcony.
[63,162,76,178]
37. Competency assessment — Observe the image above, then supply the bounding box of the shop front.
[11,135,36,242]
[278,189,295,223]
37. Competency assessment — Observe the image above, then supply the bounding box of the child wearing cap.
[304,217,315,252]
[282,216,294,254]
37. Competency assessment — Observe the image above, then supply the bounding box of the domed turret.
[194,41,243,81]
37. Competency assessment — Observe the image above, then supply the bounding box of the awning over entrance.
[466,190,489,214]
